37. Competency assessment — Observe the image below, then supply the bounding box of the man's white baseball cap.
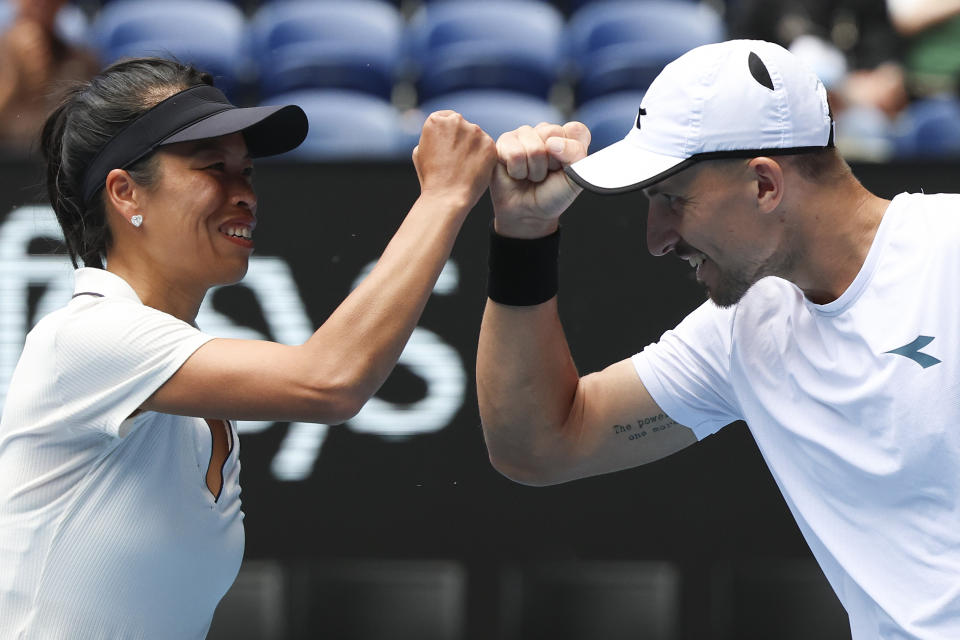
[565,39,835,194]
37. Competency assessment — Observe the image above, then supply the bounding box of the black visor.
[82,85,308,203]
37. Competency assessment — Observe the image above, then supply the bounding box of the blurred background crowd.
[3,0,960,163]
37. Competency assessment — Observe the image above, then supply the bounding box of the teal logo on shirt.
[885,335,941,369]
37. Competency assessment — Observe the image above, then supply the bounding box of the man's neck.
[787,183,890,305]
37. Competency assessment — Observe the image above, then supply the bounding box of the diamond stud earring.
[130,214,143,228]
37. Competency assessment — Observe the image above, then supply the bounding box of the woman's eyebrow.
[186,140,251,160]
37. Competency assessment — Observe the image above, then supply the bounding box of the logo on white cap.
[748,51,775,90]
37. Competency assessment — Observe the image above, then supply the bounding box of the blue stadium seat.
[95,0,247,4]
[405,1,564,101]
[565,0,700,12]
[419,90,564,141]
[834,105,895,161]
[265,89,411,160]
[90,0,247,99]
[247,0,403,101]
[893,97,960,159]
[566,0,725,102]
[573,90,646,152]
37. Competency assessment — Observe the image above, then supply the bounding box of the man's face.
[642,160,792,307]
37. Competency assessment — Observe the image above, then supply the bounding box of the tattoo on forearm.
[611,413,677,442]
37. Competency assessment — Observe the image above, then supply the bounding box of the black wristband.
[487,223,560,306]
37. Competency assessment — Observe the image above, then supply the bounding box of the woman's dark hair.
[40,58,213,269]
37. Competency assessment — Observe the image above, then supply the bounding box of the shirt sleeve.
[53,297,215,437]
[632,300,742,440]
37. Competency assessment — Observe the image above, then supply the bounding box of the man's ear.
[103,168,143,224]
[748,157,784,214]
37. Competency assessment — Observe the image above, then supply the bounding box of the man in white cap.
[477,39,960,639]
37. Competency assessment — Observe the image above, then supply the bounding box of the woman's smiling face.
[130,132,258,289]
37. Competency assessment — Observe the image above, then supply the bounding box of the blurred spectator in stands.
[886,0,960,98]
[727,0,902,74]
[727,0,909,160]
[0,0,99,156]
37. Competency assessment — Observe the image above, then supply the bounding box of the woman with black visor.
[0,57,496,639]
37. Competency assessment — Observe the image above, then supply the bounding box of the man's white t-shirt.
[0,268,244,640]
[634,192,960,639]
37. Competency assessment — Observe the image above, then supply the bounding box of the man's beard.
[703,246,798,308]
[705,266,756,308]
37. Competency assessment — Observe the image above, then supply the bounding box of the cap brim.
[162,104,309,158]
[564,137,695,195]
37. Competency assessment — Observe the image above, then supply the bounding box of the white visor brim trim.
[564,138,691,194]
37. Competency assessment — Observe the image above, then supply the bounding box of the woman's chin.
[212,260,250,287]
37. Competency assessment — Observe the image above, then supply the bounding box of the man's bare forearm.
[476,298,581,482]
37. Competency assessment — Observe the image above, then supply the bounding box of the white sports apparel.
[0,268,244,640]
[633,192,960,639]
